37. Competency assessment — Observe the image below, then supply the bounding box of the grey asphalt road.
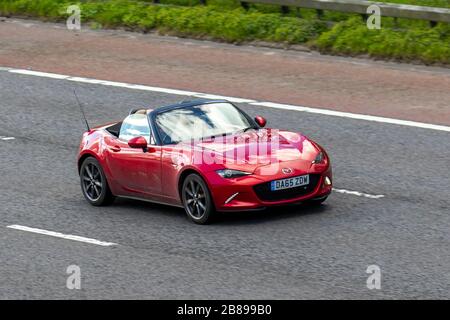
[0,70,449,299]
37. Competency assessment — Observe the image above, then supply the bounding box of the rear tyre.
[80,157,115,206]
[181,174,215,224]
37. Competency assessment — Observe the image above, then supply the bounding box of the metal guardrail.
[240,0,450,24]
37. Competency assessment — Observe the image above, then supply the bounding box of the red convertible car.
[78,100,332,224]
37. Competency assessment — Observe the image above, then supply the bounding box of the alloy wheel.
[81,162,103,202]
[183,179,207,219]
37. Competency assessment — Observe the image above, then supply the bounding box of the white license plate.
[270,174,309,191]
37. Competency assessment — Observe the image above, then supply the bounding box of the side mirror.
[128,136,148,151]
[255,116,267,128]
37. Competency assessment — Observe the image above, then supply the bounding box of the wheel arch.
[177,167,212,201]
[77,151,100,173]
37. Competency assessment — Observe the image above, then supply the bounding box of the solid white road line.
[250,102,450,133]
[8,69,256,104]
[0,136,15,140]
[5,68,450,133]
[332,188,385,199]
[6,225,118,246]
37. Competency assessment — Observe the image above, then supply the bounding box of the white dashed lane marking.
[0,136,15,141]
[6,225,118,246]
[332,188,385,199]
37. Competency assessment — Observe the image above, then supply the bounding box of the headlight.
[312,151,325,164]
[216,169,252,178]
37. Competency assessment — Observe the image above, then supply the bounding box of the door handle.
[109,145,121,152]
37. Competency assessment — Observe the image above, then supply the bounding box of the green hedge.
[0,0,449,64]
[0,0,327,43]
[315,17,450,64]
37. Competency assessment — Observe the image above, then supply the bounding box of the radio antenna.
[74,89,90,131]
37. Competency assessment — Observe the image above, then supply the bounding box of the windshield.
[155,103,254,144]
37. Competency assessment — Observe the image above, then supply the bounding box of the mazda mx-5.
[78,100,332,224]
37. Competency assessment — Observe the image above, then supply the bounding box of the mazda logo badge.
[282,168,292,174]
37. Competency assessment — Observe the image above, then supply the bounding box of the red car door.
[104,114,162,196]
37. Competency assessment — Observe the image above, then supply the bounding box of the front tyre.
[80,157,115,206]
[181,173,215,224]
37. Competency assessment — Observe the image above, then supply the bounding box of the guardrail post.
[240,1,249,10]
[360,13,368,22]
[430,21,437,27]
[393,17,399,28]
[316,9,324,19]
[281,6,290,14]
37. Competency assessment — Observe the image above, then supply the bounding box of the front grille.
[253,174,321,202]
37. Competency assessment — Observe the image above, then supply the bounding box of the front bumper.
[207,166,333,212]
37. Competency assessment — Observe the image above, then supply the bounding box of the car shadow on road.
[112,197,330,225]
[111,197,185,219]
[214,204,330,226]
